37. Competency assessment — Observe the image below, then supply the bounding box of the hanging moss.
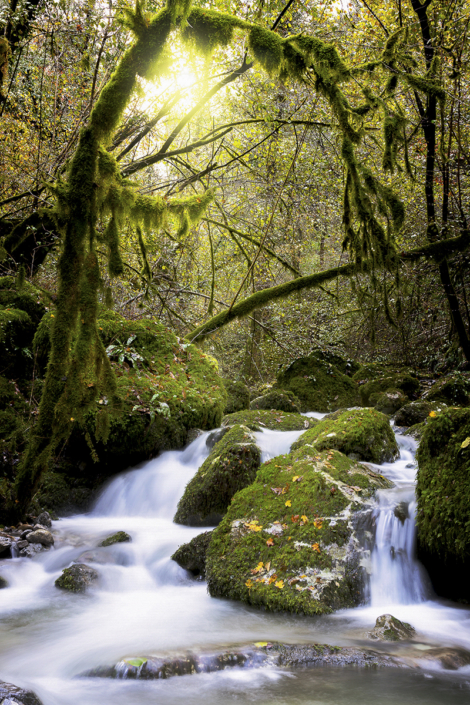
[248,26,284,76]
[182,8,246,55]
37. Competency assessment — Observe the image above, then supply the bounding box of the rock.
[265,642,403,668]
[373,389,408,415]
[0,575,8,588]
[359,373,420,406]
[26,529,54,547]
[99,531,131,547]
[172,531,213,578]
[393,502,409,524]
[250,390,301,414]
[222,409,316,432]
[17,540,29,549]
[276,353,359,412]
[424,373,470,406]
[174,425,261,526]
[36,511,52,528]
[415,647,470,670]
[291,408,399,464]
[186,428,204,445]
[223,380,250,414]
[352,363,388,382]
[206,426,231,450]
[205,444,393,616]
[0,536,13,558]
[416,407,470,602]
[394,401,434,427]
[55,564,99,592]
[0,680,44,705]
[19,543,43,558]
[368,614,415,641]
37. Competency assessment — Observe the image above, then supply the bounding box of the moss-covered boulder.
[206,445,393,615]
[368,614,415,641]
[250,389,301,414]
[291,408,398,464]
[352,363,388,382]
[276,354,359,412]
[172,531,213,578]
[372,389,408,416]
[223,380,250,414]
[359,373,420,406]
[307,349,361,377]
[222,409,315,432]
[395,401,435,427]
[174,425,261,526]
[424,373,470,407]
[55,563,99,592]
[99,531,131,547]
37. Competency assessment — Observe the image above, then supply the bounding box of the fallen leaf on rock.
[254,642,268,648]
[429,410,437,418]
[301,515,309,523]
[461,437,470,449]
[291,515,299,523]
[312,543,321,553]
[265,561,271,571]
[292,475,300,482]
[266,538,274,547]
[285,500,292,507]
[314,519,323,529]
[245,579,254,588]
[275,580,284,589]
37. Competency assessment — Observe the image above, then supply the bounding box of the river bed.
[1,421,470,704]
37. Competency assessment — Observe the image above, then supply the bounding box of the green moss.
[182,8,246,55]
[172,530,213,577]
[250,390,301,414]
[248,26,284,76]
[206,446,392,615]
[352,362,388,382]
[416,408,470,559]
[372,389,408,415]
[359,373,420,406]
[425,374,470,407]
[223,380,250,414]
[276,354,359,412]
[291,408,398,464]
[174,425,261,526]
[395,400,437,427]
[222,409,315,432]
[99,531,131,547]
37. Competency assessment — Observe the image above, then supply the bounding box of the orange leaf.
[266,538,274,546]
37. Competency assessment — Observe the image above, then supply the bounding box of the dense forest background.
[2,0,470,381]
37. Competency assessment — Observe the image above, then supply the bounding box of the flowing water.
[1,421,470,704]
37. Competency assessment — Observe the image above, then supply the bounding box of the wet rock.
[186,428,204,445]
[206,426,231,450]
[276,353,359,412]
[0,536,14,558]
[223,380,250,415]
[373,389,408,416]
[222,409,315,432]
[36,511,52,528]
[266,642,404,668]
[206,444,393,616]
[250,390,301,414]
[0,575,8,588]
[174,425,261,527]
[291,407,399,464]
[172,531,213,578]
[0,679,44,705]
[17,540,29,549]
[19,543,43,558]
[26,529,54,547]
[98,531,131,547]
[55,564,99,593]
[416,647,470,670]
[393,502,409,524]
[394,401,434,427]
[368,614,415,641]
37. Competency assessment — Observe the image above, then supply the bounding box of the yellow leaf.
[254,642,268,648]
[429,410,437,418]
[70,417,74,421]
[274,580,284,589]
[266,538,274,546]
[301,515,308,523]
[314,519,323,529]
[312,543,321,553]
[461,437,470,449]
[292,475,299,482]
[245,579,254,588]
[265,561,271,571]
[285,500,292,507]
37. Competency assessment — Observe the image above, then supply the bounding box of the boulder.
[222,409,315,432]
[372,389,408,415]
[250,390,301,414]
[0,535,13,558]
[99,531,131,547]
[174,425,261,526]
[394,401,434,427]
[276,354,359,412]
[305,349,361,377]
[55,564,99,593]
[0,679,44,705]
[424,373,470,406]
[223,380,250,414]
[416,408,470,602]
[367,614,415,641]
[172,531,213,578]
[359,373,420,406]
[415,647,470,670]
[26,529,54,547]
[205,444,393,615]
[291,408,399,464]
[36,510,52,528]
[0,575,8,588]
[352,363,388,382]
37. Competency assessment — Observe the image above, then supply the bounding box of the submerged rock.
[55,564,99,593]
[276,354,359,412]
[205,444,393,616]
[172,531,213,578]
[222,409,314,432]
[291,408,399,464]
[174,425,261,526]
[250,390,301,414]
[0,679,43,705]
[99,531,131,547]
[368,614,415,641]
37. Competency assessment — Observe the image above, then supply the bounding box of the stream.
[1,419,470,704]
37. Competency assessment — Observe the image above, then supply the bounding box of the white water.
[1,422,470,704]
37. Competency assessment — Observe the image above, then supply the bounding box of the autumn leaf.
[254,642,268,648]
[301,515,308,523]
[274,580,284,589]
[292,475,300,482]
[429,410,437,418]
[265,561,271,571]
[461,437,470,449]
[285,499,292,507]
[314,519,323,529]
[312,543,321,553]
[251,561,264,574]
[266,538,274,546]
[291,515,299,523]
[245,579,254,588]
